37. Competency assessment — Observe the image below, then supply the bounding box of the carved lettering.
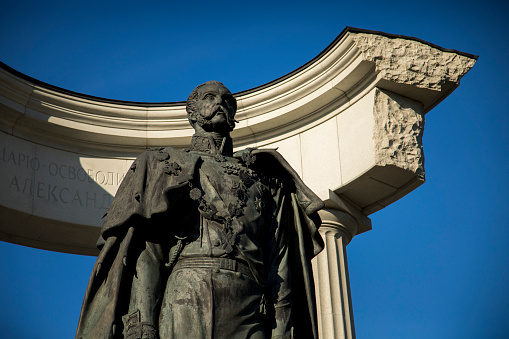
[95,171,105,184]
[69,166,76,180]
[18,153,26,167]
[72,191,83,206]
[2,146,125,186]
[59,164,68,178]
[77,168,87,181]
[116,173,125,186]
[30,158,40,171]
[48,184,58,201]
[5,172,113,210]
[49,162,58,176]
[9,176,20,191]
[86,192,97,208]
[7,151,16,165]
[1,146,125,212]
[87,169,95,183]
[0,147,40,171]
[22,178,33,195]
[60,187,70,203]
[106,172,114,185]
[37,181,45,198]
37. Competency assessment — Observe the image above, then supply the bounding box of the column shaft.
[312,209,357,339]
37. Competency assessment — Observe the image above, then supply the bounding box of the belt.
[173,257,254,279]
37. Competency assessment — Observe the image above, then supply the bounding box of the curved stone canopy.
[0,27,476,255]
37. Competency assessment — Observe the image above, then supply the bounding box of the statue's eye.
[204,94,215,100]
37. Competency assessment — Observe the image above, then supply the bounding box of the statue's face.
[195,82,236,134]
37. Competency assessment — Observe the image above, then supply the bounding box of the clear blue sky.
[1,1,508,338]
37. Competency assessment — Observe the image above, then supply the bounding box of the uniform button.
[213,268,220,273]
[235,272,242,278]
[238,244,244,250]
[213,239,221,247]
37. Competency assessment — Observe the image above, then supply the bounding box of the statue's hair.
[186,81,237,129]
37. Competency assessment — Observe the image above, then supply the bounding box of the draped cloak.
[76,147,324,339]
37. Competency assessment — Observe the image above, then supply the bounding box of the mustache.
[194,107,237,130]
[213,106,229,116]
[213,107,238,126]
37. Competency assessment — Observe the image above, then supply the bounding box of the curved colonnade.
[0,27,476,338]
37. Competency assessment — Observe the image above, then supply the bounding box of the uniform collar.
[189,132,233,156]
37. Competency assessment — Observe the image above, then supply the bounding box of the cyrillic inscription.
[8,175,113,209]
[1,145,128,211]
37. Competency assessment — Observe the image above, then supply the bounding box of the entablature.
[0,27,476,254]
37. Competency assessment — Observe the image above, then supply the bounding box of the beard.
[195,114,213,128]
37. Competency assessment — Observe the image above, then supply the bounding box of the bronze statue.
[76,81,324,339]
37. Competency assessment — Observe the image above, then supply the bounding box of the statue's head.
[186,81,237,135]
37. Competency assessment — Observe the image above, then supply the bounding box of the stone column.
[313,208,358,339]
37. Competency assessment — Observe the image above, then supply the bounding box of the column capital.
[320,190,372,242]
[318,209,357,245]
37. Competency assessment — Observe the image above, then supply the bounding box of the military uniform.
[76,134,323,339]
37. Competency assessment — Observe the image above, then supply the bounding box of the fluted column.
[313,208,358,339]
